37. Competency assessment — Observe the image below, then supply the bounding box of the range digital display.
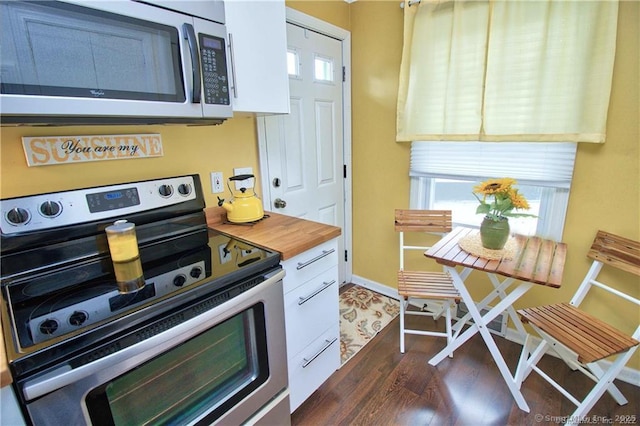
[86,187,140,213]
[105,192,123,200]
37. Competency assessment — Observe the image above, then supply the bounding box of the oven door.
[21,269,288,426]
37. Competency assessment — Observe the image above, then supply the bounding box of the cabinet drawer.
[288,325,340,413]
[282,239,338,294]
[284,266,338,358]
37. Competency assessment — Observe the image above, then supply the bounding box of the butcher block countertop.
[205,207,341,260]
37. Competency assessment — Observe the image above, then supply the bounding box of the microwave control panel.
[200,34,230,106]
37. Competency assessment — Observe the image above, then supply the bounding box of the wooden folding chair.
[515,230,640,423]
[395,209,461,354]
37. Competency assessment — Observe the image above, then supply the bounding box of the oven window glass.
[86,303,268,425]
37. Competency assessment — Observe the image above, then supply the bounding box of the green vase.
[480,217,510,250]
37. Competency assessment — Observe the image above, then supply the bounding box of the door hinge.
[343,164,347,179]
[342,66,346,82]
[345,250,348,262]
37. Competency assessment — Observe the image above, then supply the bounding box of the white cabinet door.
[224,0,289,114]
[281,238,340,412]
[288,325,340,412]
[284,266,338,358]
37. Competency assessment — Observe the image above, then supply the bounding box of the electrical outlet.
[233,167,253,190]
[210,172,223,194]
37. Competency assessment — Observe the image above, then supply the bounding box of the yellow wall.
[349,0,409,284]
[0,117,261,209]
[1,1,638,367]
[286,0,350,29]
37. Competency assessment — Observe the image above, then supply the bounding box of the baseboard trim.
[350,274,640,388]
[351,275,399,300]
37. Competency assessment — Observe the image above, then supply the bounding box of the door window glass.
[287,50,300,77]
[314,55,334,82]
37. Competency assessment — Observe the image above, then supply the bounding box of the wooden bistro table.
[424,226,567,412]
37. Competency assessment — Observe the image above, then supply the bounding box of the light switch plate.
[233,167,253,190]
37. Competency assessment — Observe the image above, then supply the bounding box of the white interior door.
[259,20,348,285]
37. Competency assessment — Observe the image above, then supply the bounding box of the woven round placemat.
[458,232,517,261]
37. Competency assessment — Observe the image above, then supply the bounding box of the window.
[286,49,299,77]
[314,54,334,82]
[409,142,577,240]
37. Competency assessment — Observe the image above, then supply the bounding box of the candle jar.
[105,220,145,293]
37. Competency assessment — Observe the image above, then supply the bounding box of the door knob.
[274,198,287,209]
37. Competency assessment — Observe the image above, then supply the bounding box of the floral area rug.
[339,285,400,365]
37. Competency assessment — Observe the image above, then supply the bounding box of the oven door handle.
[23,312,209,401]
[22,270,285,401]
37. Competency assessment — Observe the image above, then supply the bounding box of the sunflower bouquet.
[472,178,535,222]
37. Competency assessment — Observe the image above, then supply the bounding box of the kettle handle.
[227,174,258,195]
[229,174,254,181]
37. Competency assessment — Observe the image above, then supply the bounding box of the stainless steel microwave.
[0,0,232,125]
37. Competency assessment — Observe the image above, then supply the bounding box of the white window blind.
[410,141,577,188]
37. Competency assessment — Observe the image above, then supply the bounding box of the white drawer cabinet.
[284,266,338,360]
[287,326,340,411]
[282,239,338,294]
[282,238,340,412]
[224,0,289,114]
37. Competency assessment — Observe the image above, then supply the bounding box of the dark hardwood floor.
[291,306,639,426]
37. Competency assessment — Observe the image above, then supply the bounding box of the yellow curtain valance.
[396,0,619,143]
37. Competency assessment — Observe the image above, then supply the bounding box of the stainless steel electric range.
[0,174,290,426]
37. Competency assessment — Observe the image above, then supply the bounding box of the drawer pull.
[302,337,338,368]
[298,280,335,305]
[296,249,335,270]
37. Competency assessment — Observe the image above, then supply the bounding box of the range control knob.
[190,266,203,279]
[68,311,88,326]
[6,207,30,225]
[178,183,192,196]
[158,184,173,197]
[39,201,62,218]
[173,274,187,287]
[39,319,59,335]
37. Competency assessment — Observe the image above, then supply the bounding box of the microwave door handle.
[182,23,202,104]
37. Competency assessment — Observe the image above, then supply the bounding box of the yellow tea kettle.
[217,174,265,223]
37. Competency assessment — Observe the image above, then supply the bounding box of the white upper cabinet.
[224,0,290,114]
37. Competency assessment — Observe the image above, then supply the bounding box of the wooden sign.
[22,134,164,167]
